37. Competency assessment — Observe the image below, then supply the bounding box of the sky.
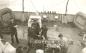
[0,0,86,14]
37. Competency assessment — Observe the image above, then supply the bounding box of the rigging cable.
[65,0,70,16]
[30,0,39,15]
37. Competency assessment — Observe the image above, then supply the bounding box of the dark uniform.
[28,27,39,48]
[28,21,42,49]
[31,21,40,35]
[41,25,48,40]
[28,27,39,39]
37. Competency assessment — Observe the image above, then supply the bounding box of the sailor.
[31,19,40,35]
[0,8,19,43]
[41,24,48,40]
[58,34,68,53]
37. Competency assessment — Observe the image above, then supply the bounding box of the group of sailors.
[27,20,70,53]
[1,8,86,53]
[0,8,71,53]
[0,8,49,53]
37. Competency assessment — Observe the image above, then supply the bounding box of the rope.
[30,0,39,15]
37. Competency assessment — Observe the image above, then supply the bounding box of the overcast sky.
[0,0,86,14]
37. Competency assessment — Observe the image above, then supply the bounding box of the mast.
[22,0,24,13]
[65,0,70,16]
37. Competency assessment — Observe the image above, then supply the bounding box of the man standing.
[41,24,48,40]
[31,19,40,36]
[0,8,19,43]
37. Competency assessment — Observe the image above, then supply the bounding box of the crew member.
[0,8,19,43]
[58,34,68,53]
[41,24,48,40]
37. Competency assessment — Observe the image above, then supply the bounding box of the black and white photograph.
[0,0,86,53]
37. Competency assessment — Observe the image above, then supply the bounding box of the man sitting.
[58,34,68,53]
